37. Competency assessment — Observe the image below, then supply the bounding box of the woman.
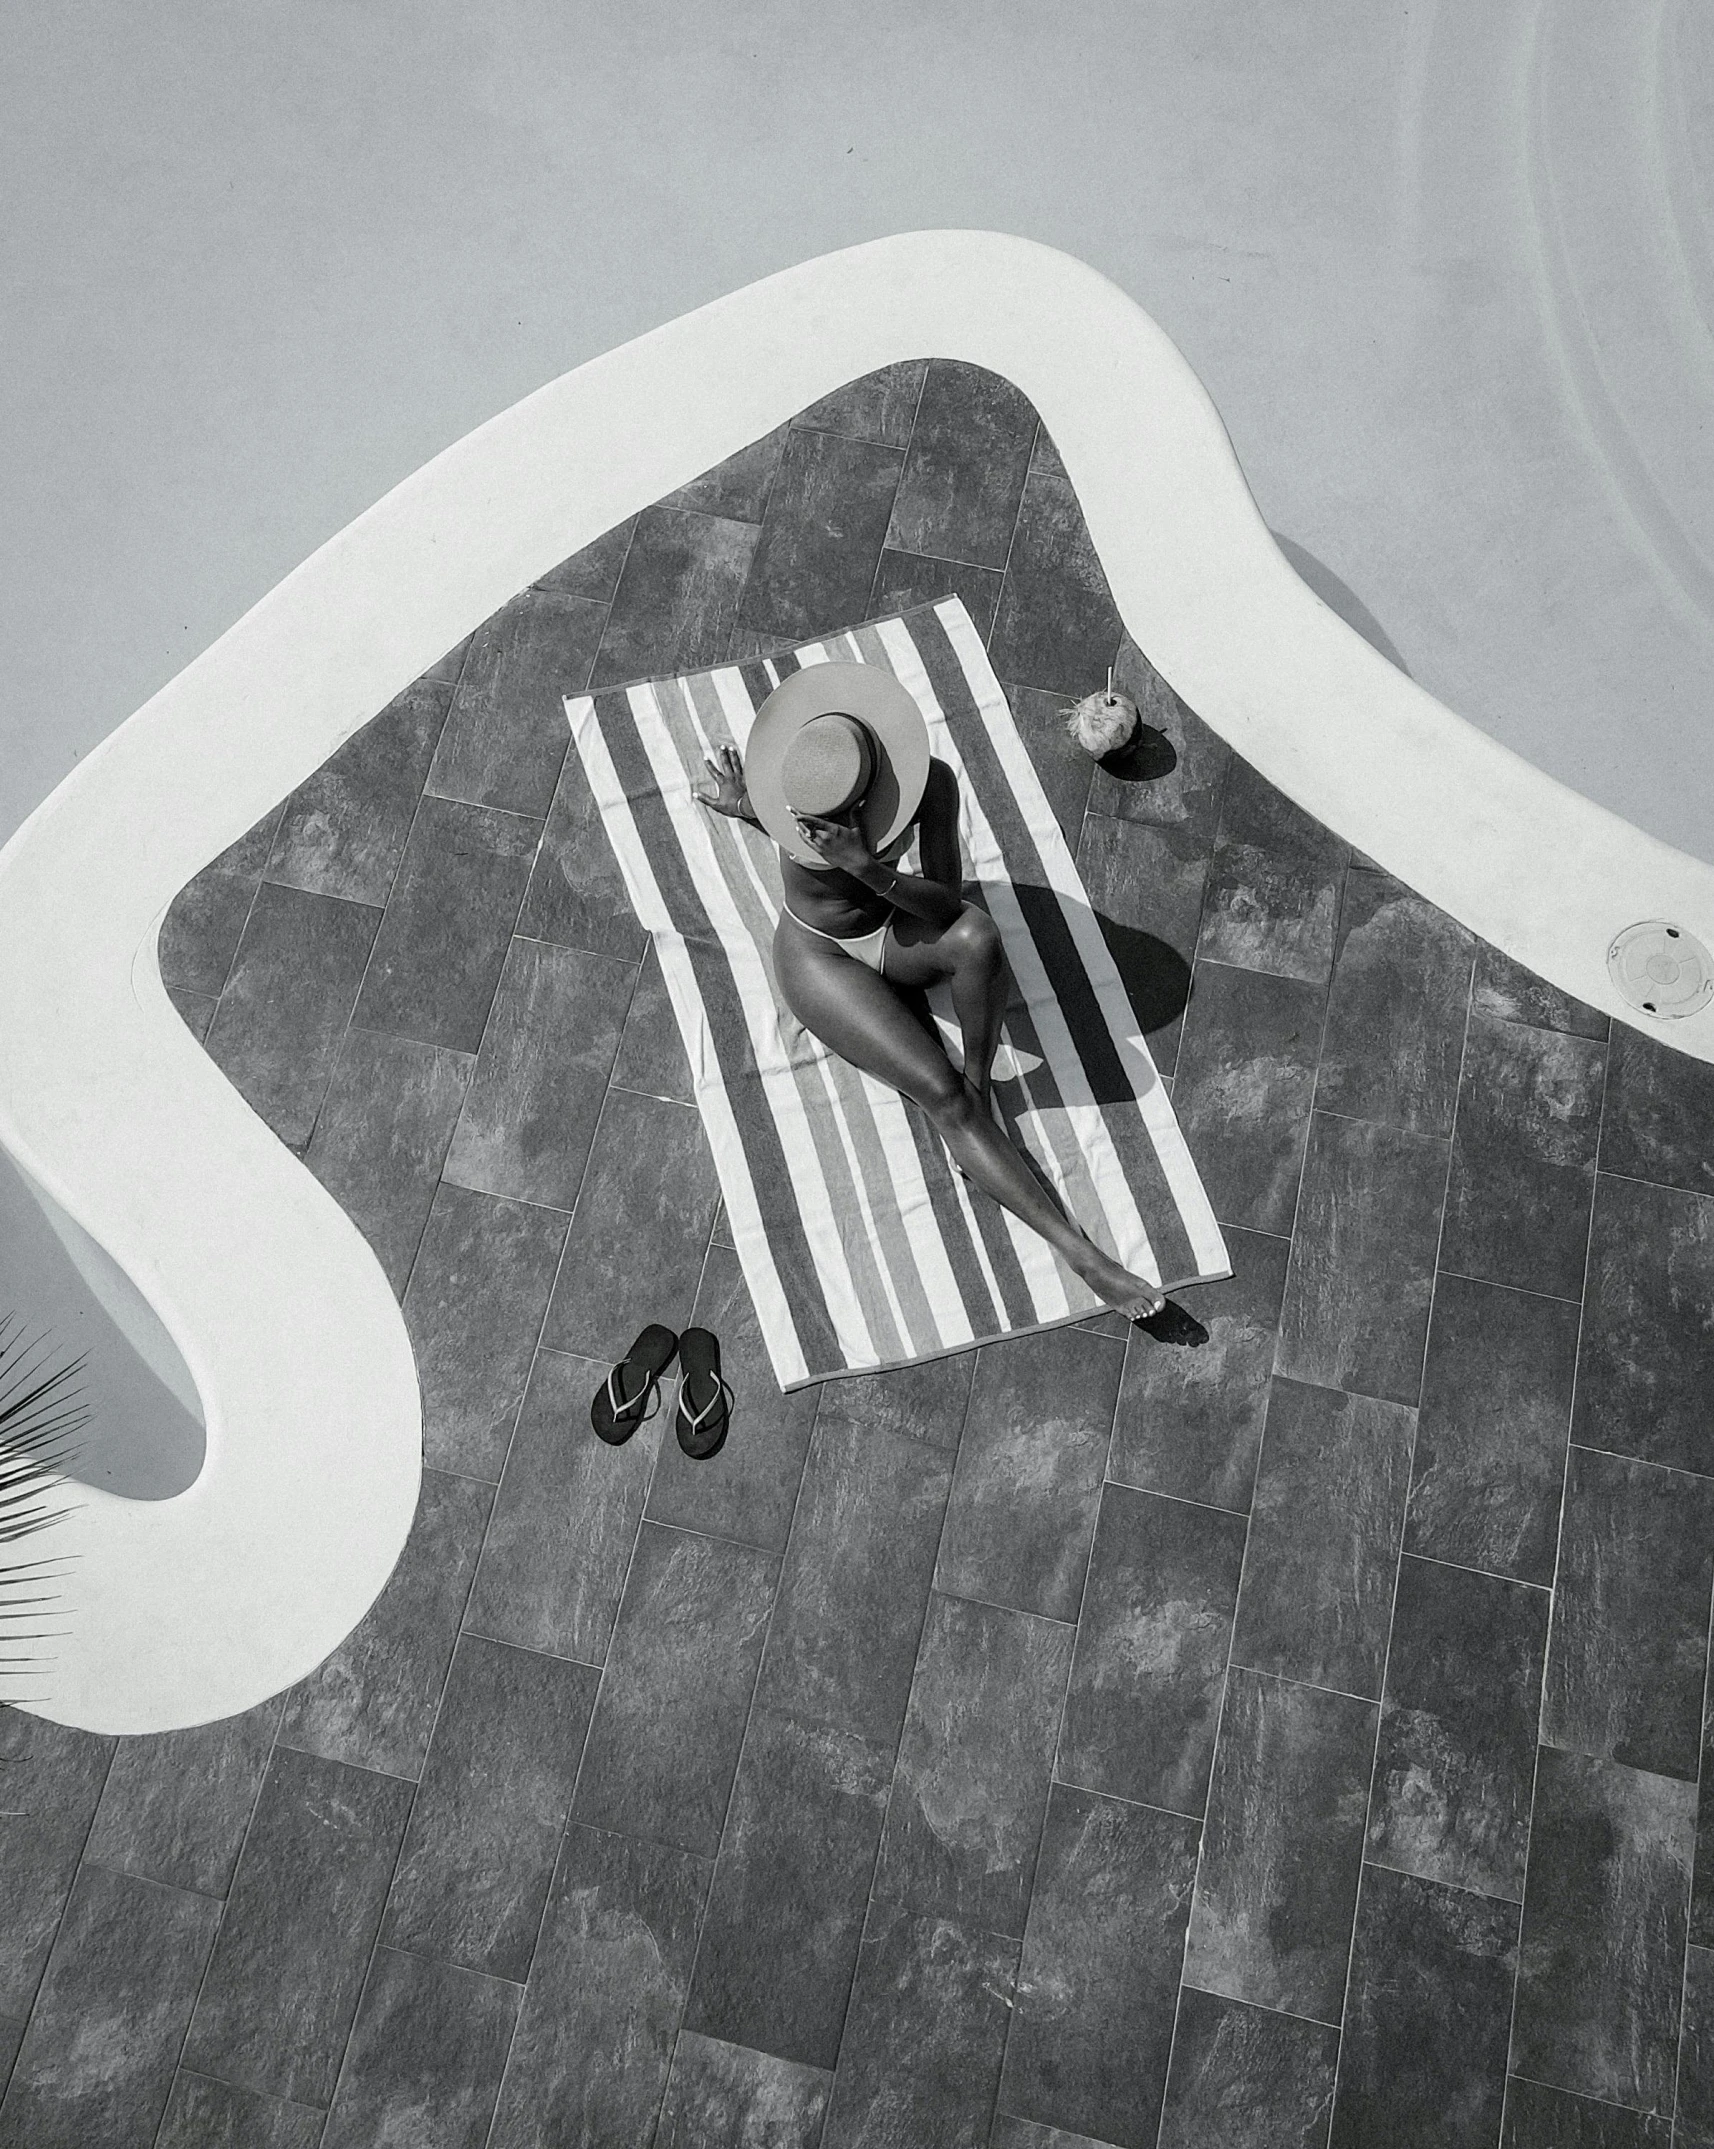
[695,670,1180,1331]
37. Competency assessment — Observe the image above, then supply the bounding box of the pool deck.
[4,350,1714,2148]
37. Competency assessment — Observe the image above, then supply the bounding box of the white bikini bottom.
[782,905,893,975]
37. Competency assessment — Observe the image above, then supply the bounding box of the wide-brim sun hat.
[743,662,932,868]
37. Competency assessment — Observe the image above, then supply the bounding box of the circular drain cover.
[1607,920,1714,1018]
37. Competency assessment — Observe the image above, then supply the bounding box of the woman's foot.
[1074,1247,1167,1322]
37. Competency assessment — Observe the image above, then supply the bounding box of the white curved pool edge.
[3,229,1709,1734]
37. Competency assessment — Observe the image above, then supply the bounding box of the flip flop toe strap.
[680,1373,733,1432]
[606,1365,661,1423]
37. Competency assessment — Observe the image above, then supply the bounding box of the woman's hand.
[794,812,876,877]
[696,743,752,821]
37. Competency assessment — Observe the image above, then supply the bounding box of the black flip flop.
[591,1324,679,1444]
[674,1327,733,1460]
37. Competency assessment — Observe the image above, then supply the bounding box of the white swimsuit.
[781,830,912,976]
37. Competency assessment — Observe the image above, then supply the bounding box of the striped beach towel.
[566,597,1230,1390]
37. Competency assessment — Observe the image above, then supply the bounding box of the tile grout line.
[471,1041,663,2149]
[1322,926,1474,2133]
[315,1477,496,2137]
[1496,991,1610,2136]
[663,1346,822,2132]
[582,1181,742,2149]
[149,1721,279,2148]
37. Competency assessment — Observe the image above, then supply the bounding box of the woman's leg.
[887,905,1008,1106]
[775,919,1164,1318]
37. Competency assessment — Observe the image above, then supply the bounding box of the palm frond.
[0,1313,83,1708]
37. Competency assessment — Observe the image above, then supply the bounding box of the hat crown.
[780,714,874,816]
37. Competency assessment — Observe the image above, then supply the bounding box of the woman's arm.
[797,758,965,929]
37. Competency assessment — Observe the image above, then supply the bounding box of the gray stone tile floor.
[4,360,1714,2148]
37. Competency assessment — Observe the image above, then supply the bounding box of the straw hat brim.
[744,662,932,868]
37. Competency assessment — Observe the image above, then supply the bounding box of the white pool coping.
[3,228,1709,1735]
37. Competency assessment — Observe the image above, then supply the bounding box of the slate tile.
[463,1345,663,1665]
[1184,1666,1375,2022]
[726,624,805,664]
[182,1746,412,2104]
[534,512,636,601]
[989,2121,1121,2149]
[1004,685,1093,847]
[0,1864,218,2149]
[884,361,1036,570]
[871,548,1004,638]
[320,1947,518,2149]
[1677,1943,1714,2148]
[1000,1790,1199,2147]
[1088,639,1232,844]
[200,882,381,1146]
[1075,812,1206,1075]
[794,360,928,448]
[1078,811,1208,961]
[645,1244,818,1552]
[303,1027,473,1296]
[1600,1021,1714,1199]
[351,793,541,1053]
[1109,1225,1290,1514]
[401,1181,568,1480]
[738,429,904,643]
[84,1696,282,1896]
[1316,871,1474,1137]
[0,1710,113,2018]
[266,677,450,905]
[812,1348,975,1451]
[1573,1174,1714,1476]
[934,1328,1123,1622]
[164,981,217,1041]
[441,936,632,1209]
[572,1523,777,1858]
[157,802,287,997]
[278,1467,490,1779]
[0,2019,19,2098]
[1405,1272,1579,1586]
[654,2032,832,2149]
[154,2073,325,2149]
[1232,1377,1416,1698]
[514,716,649,960]
[1441,1008,1607,1300]
[685,1700,896,2070]
[875,1592,1073,1936]
[1058,1483,1245,1816]
[423,631,474,685]
[380,1633,597,1981]
[540,1089,719,1364]
[1330,1864,1518,2149]
[1168,961,1324,1235]
[1541,1446,1714,1782]
[1511,1746,1695,2112]
[819,1901,1017,2149]
[1197,759,1347,985]
[764,1415,955,1750]
[1275,1111,1449,1407]
[1472,944,1609,1041]
[988,469,1125,699]
[684,1419,953,2063]
[1368,1555,1547,1900]
[610,937,694,1103]
[488,1823,708,2149]
[426,589,601,817]
[665,427,790,522]
[1156,1986,1339,2149]
[1501,2077,1669,2147]
[594,505,762,685]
